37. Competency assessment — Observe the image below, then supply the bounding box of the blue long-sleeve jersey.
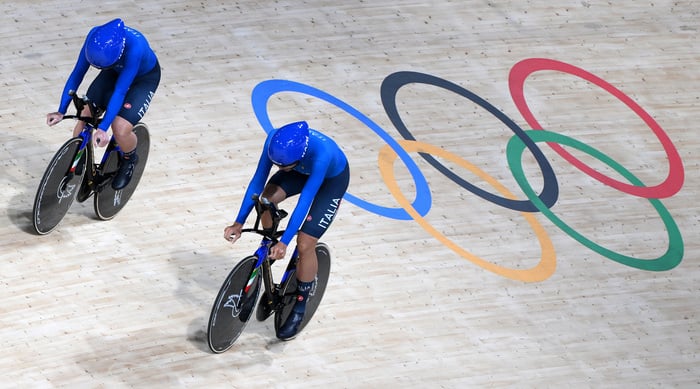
[57,25,157,132]
[235,128,348,245]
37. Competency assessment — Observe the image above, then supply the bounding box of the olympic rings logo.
[251,58,685,282]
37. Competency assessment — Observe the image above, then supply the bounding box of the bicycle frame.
[207,195,331,351]
[241,196,300,310]
[33,90,151,234]
[248,238,299,291]
[63,91,119,189]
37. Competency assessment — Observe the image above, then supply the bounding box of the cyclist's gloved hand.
[46,112,64,126]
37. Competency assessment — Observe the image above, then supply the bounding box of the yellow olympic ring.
[378,140,556,282]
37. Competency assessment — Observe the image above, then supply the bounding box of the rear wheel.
[207,256,261,353]
[274,242,331,338]
[94,123,150,220]
[32,138,85,235]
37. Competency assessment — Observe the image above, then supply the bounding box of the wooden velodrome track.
[1,1,698,387]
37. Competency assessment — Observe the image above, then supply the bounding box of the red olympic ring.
[509,58,684,198]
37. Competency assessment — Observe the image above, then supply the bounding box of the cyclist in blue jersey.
[46,18,161,190]
[224,121,350,340]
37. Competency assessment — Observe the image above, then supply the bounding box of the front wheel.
[207,255,261,353]
[94,123,150,220]
[32,138,85,235]
[274,242,331,338]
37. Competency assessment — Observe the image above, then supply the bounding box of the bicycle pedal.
[256,295,273,321]
[76,182,94,203]
[93,173,114,191]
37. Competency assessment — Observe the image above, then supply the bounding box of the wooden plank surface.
[1,1,698,387]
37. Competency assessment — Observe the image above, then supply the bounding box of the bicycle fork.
[61,131,91,192]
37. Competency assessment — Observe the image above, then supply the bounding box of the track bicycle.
[32,90,150,235]
[207,195,331,353]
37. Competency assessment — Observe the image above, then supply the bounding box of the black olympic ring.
[380,71,559,212]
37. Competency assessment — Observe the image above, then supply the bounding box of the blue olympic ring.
[251,79,432,220]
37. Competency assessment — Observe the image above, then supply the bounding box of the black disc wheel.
[32,138,85,235]
[207,256,261,353]
[94,123,150,220]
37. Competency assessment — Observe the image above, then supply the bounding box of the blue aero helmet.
[85,18,126,69]
[268,121,310,167]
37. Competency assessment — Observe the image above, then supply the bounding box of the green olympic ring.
[506,130,683,271]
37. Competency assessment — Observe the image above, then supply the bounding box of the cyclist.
[46,18,161,190]
[224,121,350,340]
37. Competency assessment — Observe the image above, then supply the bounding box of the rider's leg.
[294,232,319,283]
[276,232,318,340]
[276,165,349,340]
[111,116,138,190]
[260,182,317,340]
[260,181,320,277]
[72,105,90,137]
[96,62,159,190]
[260,182,320,277]
[112,116,137,152]
[261,167,348,339]
[260,183,287,229]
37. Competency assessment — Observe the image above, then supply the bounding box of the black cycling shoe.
[111,153,138,190]
[276,309,304,341]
